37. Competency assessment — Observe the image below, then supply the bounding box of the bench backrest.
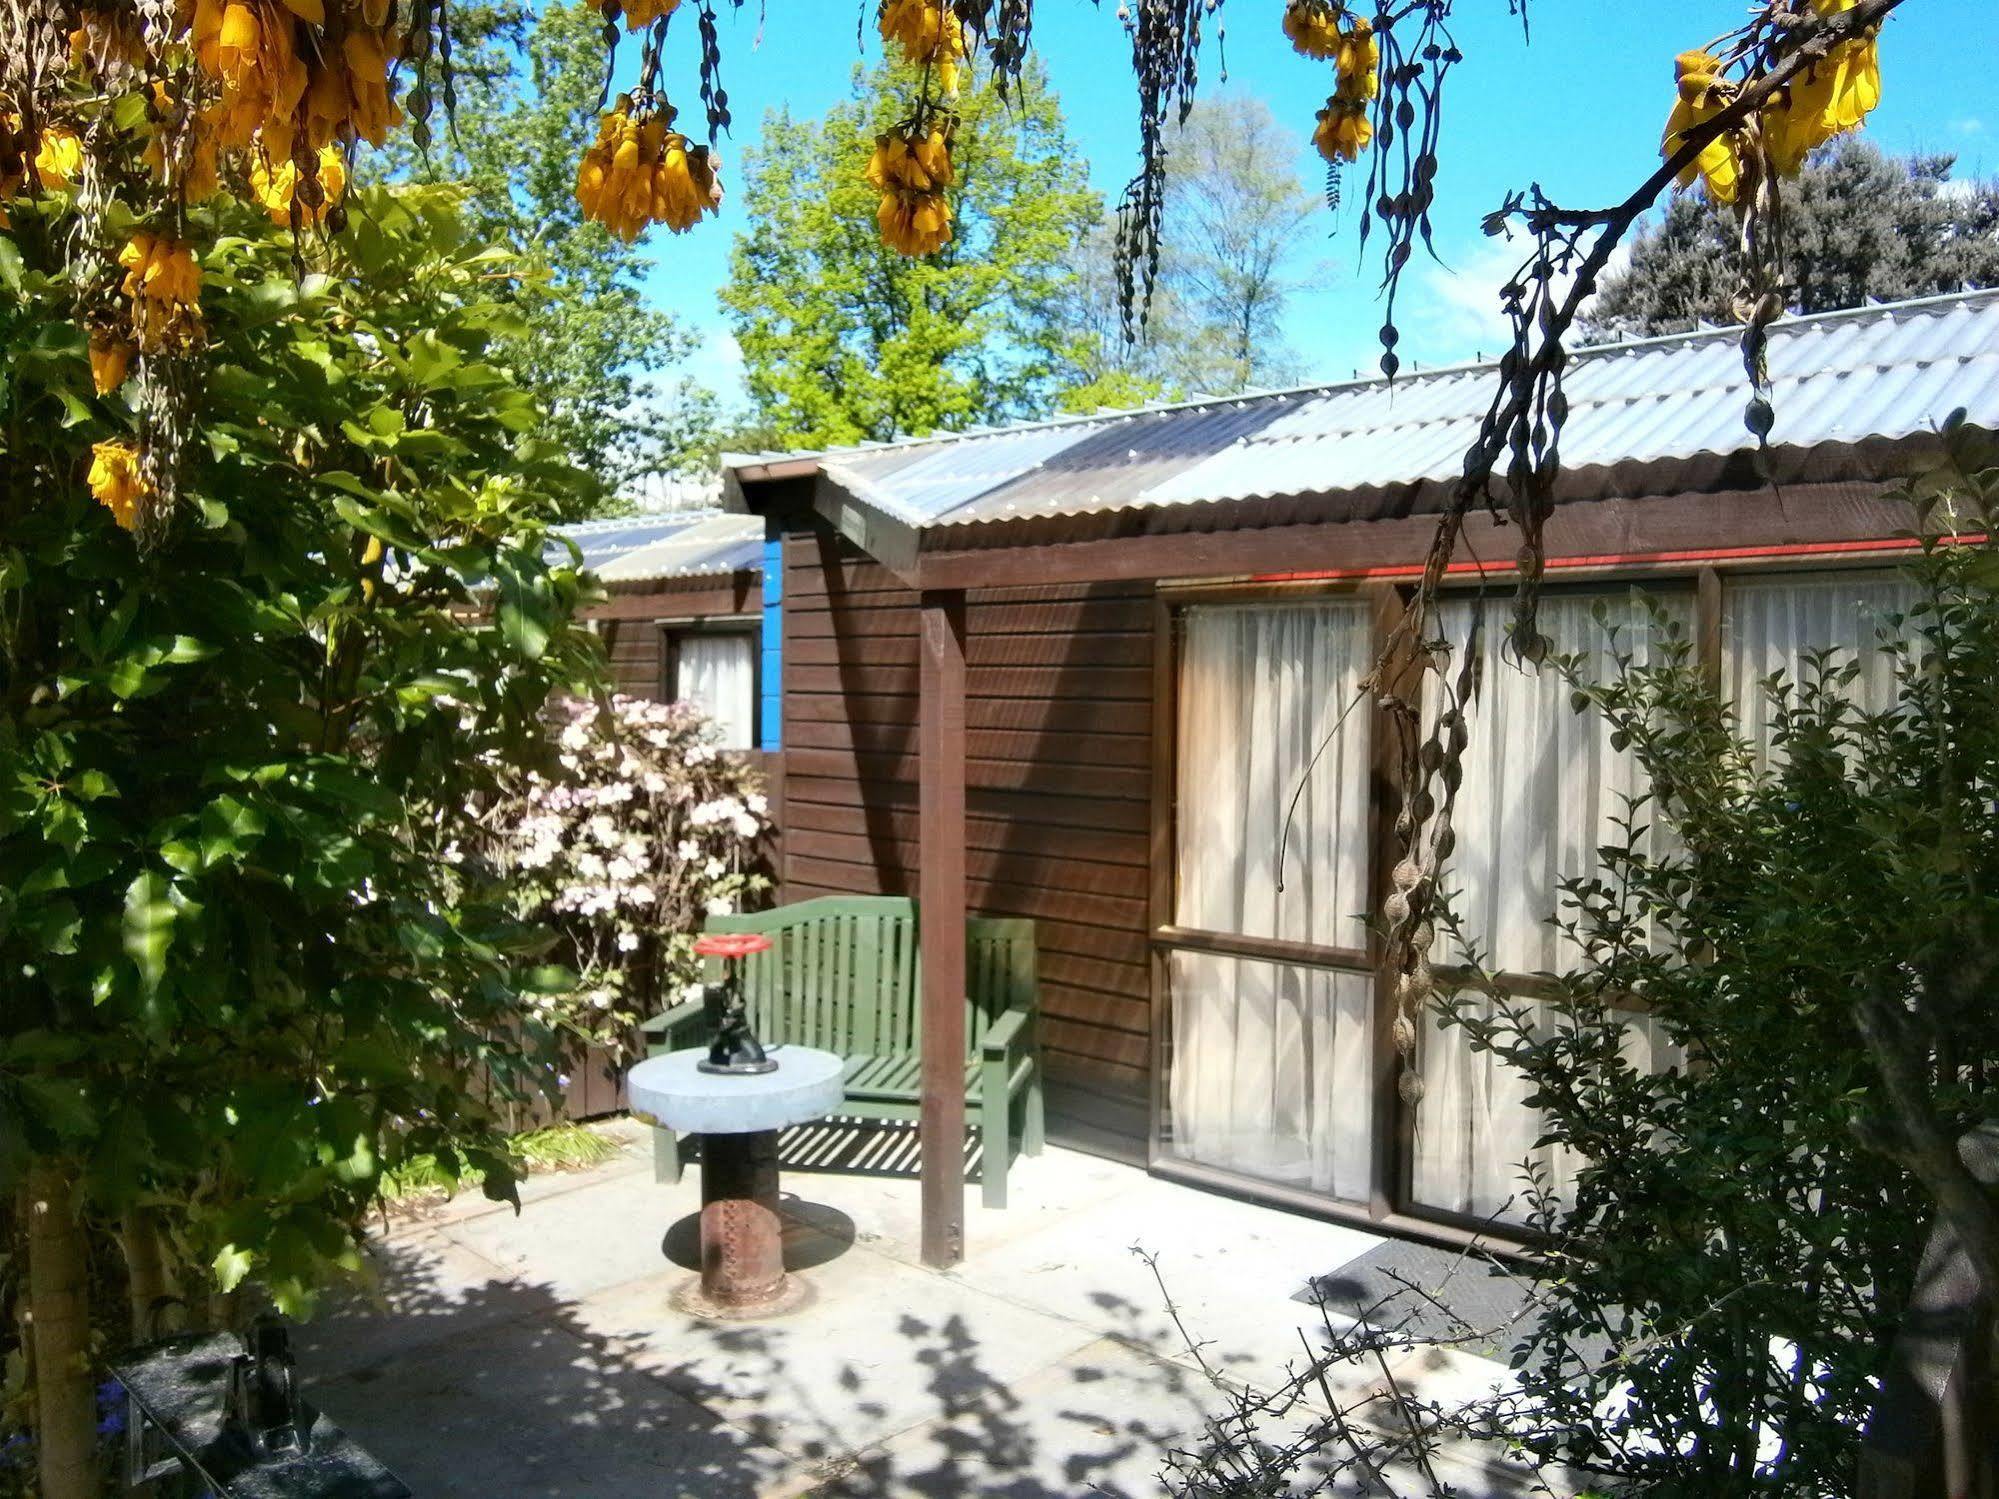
[702,896,1036,1059]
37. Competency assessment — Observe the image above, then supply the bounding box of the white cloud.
[679,328,748,404]
[1954,117,1987,137]
[1399,231,1636,369]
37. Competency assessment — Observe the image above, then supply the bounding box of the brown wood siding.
[780,525,1156,1153]
[583,572,759,701]
[576,568,784,911]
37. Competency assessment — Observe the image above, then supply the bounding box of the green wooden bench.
[640,895,1045,1208]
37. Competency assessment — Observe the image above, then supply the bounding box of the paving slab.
[439,1165,701,1304]
[308,1312,794,1497]
[792,1335,1230,1499]
[293,1230,530,1380]
[299,1140,1547,1498]
[568,1238,1098,1466]
[952,1172,1387,1386]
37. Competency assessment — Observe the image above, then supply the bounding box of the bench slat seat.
[639,895,1044,1207]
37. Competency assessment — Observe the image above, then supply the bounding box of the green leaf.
[18,1077,94,1141]
[212,1244,255,1294]
[332,495,428,553]
[123,870,176,992]
[494,554,552,662]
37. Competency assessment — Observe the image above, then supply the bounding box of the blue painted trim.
[759,533,783,751]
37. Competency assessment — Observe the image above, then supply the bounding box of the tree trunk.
[25,1161,95,1499]
[119,1205,176,1342]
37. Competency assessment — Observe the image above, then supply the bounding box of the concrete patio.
[294,1120,1535,1496]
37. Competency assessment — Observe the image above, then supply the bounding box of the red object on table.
[693,933,773,958]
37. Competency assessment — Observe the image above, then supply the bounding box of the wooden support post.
[919,589,968,1269]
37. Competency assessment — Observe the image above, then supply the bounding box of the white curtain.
[1169,602,1375,1200]
[674,631,756,749]
[1413,591,1687,1223]
[1723,573,1919,760]
[1170,954,1375,1194]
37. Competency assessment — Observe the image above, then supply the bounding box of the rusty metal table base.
[670,1129,815,1321]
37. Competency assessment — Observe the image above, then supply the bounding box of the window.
[664,622,759,750]
[1723,572,1920,760]
[1165,600,1377,1201]
[1411,589,1687,1225]
[1157,566,1926,1236]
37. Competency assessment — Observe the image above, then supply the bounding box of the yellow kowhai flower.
[1284,0,1375,90]
[866,128,954,194]
[575,100,721,240]
[250,144,347,224]
[876,189,952,257]
[89,334,134,395]
[867,128,953,255]
[880,0,965,95]
[1764,0,1881,176]
[1313,96,1372,164]
[118,233,204,353]
[88,440,148,531]
[1661,48,1741,206]
[621,0,680,29]
[303,26,403,149]
[33,127,84,190]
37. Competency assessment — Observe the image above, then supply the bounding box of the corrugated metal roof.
[551,510,763,581]
[749,289,1999,532]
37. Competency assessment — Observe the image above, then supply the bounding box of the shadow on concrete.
[675,1117,983,1183]
[296,1224,1214,1498]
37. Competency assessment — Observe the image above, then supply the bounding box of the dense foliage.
[1588,138,1999,338]
[1435,436,1999,1493]
[721,60,1103,448]
[388,0,719,497]
[476,694,769,1048]
[0,183,596,1489]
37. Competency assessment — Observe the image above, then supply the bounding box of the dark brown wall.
[780,525,1154,1156]
[586,572,760,701]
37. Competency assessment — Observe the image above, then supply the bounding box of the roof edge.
[719,287,1999,480]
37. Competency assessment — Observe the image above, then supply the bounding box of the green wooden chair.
[639,895,1045,1208]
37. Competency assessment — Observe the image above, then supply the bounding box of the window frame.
[1147,558,1908,1248]
[658,613,763,751]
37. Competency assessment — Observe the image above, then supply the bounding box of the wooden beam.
[904,481,1904,592]
[918,589,968,1268]
[816,471,922,588]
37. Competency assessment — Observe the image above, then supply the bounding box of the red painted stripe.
[1248,533,1986,584]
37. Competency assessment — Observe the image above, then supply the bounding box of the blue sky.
[620,0,1996,410]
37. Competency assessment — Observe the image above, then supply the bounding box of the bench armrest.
[639,998,706,1041]
[982,1007,1033,1061]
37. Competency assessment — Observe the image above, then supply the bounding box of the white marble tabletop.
[626,1046,845,1135]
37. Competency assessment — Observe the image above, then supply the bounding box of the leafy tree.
[1588,138,1999,338]
[1058,99,1321,411]
[722,60,1103,448]
[386,0,718,498]
[0,183,595,1495]
[1155,96,1320,393]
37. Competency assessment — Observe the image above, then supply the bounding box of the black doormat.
[1296,1238,1539,1364]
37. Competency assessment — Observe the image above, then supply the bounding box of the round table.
[627,1046,844,1319]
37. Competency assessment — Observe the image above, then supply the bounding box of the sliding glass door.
[1155,568,1924,1233]
[1162,600,1378,1203]
[1410,590,1688,1225]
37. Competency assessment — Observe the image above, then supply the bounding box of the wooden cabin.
[710,290,1999,1249]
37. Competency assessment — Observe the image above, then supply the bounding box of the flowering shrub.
[481,694,769,1048]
